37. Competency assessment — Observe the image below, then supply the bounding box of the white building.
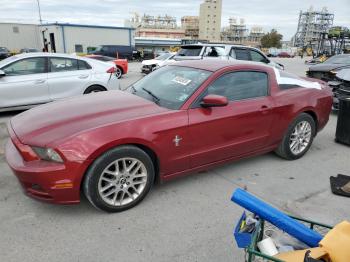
[0,22,135,53]
[198,0,222,42]
[0,23,41,51]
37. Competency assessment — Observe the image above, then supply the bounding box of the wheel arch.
[301,109,319,134]
[83,84,107,94]
[79,141,161,191]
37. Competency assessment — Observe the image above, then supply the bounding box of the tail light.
[107,67,116,74]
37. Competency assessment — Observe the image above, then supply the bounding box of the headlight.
[32,147,63,163]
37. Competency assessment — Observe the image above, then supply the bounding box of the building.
[181,16,199,39]
[41,23,135,53]
[0,22,41,51]
[293,7,334,49]
[198,0,222,42]
[221,18,248,43]
[135,37,181,54]
[126,13,185,39]
[136,28,185,39]
[0,22,135,53]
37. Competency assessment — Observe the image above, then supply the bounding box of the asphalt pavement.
[0,58,349,262]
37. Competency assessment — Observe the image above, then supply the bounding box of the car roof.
[169,59,271,72]
[9,52,83,59]
[180,44,263,53]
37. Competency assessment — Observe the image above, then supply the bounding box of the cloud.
[0,0,349,40]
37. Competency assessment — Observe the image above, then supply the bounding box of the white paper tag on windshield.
[172,76,192,86]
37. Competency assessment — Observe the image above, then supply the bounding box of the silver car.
[0,53,120,112]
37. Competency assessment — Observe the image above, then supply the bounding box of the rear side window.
[50,58,78,72]
[177,47,202,56]
[207,71,268,101]
[203,46,226,57]
[232,49,250,61]
[3,57,46,76]
[78,60,91,70]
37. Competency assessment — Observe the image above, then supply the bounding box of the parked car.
[5,60,332,212]
[0,47,11,60]
[20,48,40,53]
[307,54,350,81]
[174,44,284,70]
[278,52,294,58]
[85,54,128,79]
[0,53,119,112]
[92,45,135,60]
[328,68,350,110]
[141,52,176,74]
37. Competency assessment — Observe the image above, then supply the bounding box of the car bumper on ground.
[5,139,82,204]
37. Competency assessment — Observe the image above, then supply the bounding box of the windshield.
[155,53,172,61]
[0,55,18,68]
[130,66,211,110]
[324,55,350,65]
[177,46,202,56]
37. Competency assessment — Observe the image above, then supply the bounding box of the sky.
[1,0,349,40]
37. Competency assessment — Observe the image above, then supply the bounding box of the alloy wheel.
[289,121,312,155]
[98,158,148,206]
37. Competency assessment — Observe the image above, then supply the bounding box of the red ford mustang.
[5,60,332,212]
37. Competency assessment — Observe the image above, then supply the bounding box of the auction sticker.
[172,76,192,86]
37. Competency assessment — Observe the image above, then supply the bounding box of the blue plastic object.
[231,189,322,247]
[234,212,255,248]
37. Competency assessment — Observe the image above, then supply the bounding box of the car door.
[47,57,92,100]
[188,70,275,167]
[0,57,49,108]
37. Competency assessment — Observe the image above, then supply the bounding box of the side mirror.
[0,70,5,77]
[200,94,228,108]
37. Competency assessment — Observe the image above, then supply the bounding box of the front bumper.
[141,65,154,74]
[5,139,83,204]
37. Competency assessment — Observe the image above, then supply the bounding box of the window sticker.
[172,76,192,86]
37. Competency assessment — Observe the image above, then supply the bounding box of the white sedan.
[0,52,120,112]
[141,53,176,74]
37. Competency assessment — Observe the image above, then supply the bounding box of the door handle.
[34,79,46,84]
[78,74,89,79]
[259,105,270,114]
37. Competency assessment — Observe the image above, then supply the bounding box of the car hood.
[309,63,349,72]
[11,91,168,146]
[142,59,160,66]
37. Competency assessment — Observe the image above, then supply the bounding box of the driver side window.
[250,50,268,63]
[207,71,269,101]
[3,57,46,76]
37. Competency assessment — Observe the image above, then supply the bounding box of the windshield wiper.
[142,87,160,104]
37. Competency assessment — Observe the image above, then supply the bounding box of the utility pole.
[36,0,46,51]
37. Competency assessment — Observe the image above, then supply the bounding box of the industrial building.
[198,0,222,42]
[221,18,265,47]
[293,7,334,49]
[125,13,185,39]
[0,22,41,51]
[0,22,135,54]
[181,16,199,39]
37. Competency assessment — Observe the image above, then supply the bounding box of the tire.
[116,67,123,79]
[275,113,316,160]
[84,85,106,94]
[83,145,155,213]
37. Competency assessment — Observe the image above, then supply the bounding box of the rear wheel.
[83,146,155,212]
[116,67,123,79]
[275,113,316,160]
[84,85,106,94]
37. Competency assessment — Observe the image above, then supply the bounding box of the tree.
[261,29,283,48]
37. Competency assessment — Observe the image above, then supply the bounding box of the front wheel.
[83,146,155,212]
[275,113,316,160]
